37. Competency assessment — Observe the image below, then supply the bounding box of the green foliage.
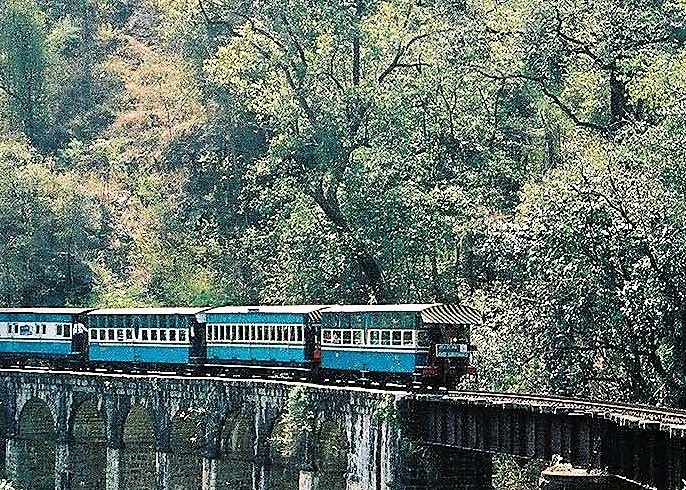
[0,0,685,421]
[0,480,22,490]
[269,385,316,458]
[0,139,102,306]
[0,0,48,145]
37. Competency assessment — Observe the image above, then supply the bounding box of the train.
[0,303,479,387]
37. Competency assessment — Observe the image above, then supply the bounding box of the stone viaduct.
[0,370,684,490]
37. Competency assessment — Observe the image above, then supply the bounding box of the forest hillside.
[1,0,686,406]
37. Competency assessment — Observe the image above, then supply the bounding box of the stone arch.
[267,410,300,490]
[0,402,9,478]
[170,405,206,490]
[69,398,107,490]
[17,397,56,490]
[122,403,156,490]
[313,418,348,490]
[216,407,254,490]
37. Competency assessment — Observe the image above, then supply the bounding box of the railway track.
[6,366,686,433]
[421,390,686,433]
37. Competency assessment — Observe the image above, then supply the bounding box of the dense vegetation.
[1,0,686,406]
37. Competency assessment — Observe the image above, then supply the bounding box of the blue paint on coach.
[321,348,428,374]
[89,343,190,364]
[203,313,308,324]
[206,343,307,364]
[0,339,72,356]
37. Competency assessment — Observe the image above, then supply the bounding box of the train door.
[70,320,88,362]
[189,320,206,365]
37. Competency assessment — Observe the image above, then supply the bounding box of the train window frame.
[57,324,63,336]
[381,330,391,345]
[322,329,332,344]
[206,327,212,341]
[332,330,342,344]
[353,330,363,345]
[151,330,158,341]
[416,329,429,347]
[90,330,97,340]
[108,329,114,341]
[179,330,186,342]
[342,330,352,345]
[142,330,149,341]
[369,330,380,345]
[99,330,105,341]
[160,330,167,341]
[392,331,402,346]
[170,330,176,342]
[64,325,70,338]
[402,330,414,346]
[117,329,124,341]
[126,329,133,340]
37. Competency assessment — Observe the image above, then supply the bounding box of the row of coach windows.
[321,329,417,347]
[5,323,70,336]
[90,328,187,343]
[207,324,304,343]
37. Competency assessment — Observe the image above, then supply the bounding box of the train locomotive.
[0,303,479,387]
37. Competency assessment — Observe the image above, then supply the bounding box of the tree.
[0,0,48,146]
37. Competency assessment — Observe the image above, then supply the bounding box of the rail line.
[424,390,686,430]
[5,366,686,431]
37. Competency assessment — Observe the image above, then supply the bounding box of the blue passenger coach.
[87,308,208,366]
[201,305,324,368]
[0,308,91,365]
[319,304,479,385]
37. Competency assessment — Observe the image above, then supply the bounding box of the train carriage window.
[151,330,158,341]
[342,330,352,345]
[126,329,133,340]
[353,330,363,345]
[99,330,105,341]
[392,331,402,346]
[222,324,227,341]
[207,327,212,341]
[57,325,62,336]
[142,330,149,341]
[298,325,303,342]
[276,326,283,342]
[108,329,114,341]
[402,331,414,346]
[370,330,380,345]
[41,324,46,335]
[213,325,219,341]
[90,330,97,340]
[160,330,167,341]
[322,329,332,344]
[381,331,391,345]
[332,330,342,344]
[64,325,70,337]
[179,330,186,342]
[170,330,176,342]
[117,329,124,341]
